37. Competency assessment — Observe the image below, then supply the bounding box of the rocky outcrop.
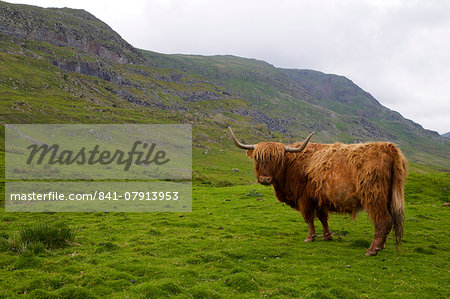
[0,1,145,64]
[50,59,135,87]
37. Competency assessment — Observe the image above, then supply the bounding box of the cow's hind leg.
[317,208,332,241]
[365,207,393,256]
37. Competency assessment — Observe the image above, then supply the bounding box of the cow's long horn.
[228,126,256,150]
[284,132,315,152]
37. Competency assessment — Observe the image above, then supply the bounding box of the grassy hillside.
[1,0,449,172]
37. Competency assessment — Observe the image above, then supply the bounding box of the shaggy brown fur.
[246,140,407,256]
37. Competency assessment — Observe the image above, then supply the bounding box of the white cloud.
[6,0,450,134]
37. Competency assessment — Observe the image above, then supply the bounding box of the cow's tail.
[390,146,408,248]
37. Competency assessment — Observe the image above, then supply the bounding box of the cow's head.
[228,126,314,185]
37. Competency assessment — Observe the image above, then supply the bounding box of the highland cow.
[228,126,407,256]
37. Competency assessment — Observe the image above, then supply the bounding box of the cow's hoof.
[323,235,333,241]
[304,235,316,242]
[364,249,378,256]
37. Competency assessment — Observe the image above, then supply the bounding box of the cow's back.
[303,142,398,212]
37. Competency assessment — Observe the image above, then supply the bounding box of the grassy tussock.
[0,222,76,253]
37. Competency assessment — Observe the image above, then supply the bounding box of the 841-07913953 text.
[9,191,180,201]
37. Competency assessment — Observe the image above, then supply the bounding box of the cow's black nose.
[259,176,272,185]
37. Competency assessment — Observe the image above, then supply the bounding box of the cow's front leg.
[301,208,316,242]
[304,220,316,242]
[317,209,332,241]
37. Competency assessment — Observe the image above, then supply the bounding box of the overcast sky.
[8,0,450,134]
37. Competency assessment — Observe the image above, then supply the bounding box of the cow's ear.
[246,149,254,158]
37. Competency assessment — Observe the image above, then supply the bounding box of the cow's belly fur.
[274,176,363,216]
[322,172,361,211]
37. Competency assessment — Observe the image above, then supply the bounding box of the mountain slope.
[142,52,449,166]
[0,0,448,172]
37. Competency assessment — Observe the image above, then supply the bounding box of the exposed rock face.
[52,60,114,81]
[50,59,134,86]
[0,1,145,64]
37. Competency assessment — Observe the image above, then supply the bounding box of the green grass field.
[1,168,448,298]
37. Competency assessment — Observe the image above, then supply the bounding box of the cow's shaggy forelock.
[248,142,286,176]
[253,142,285,164]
